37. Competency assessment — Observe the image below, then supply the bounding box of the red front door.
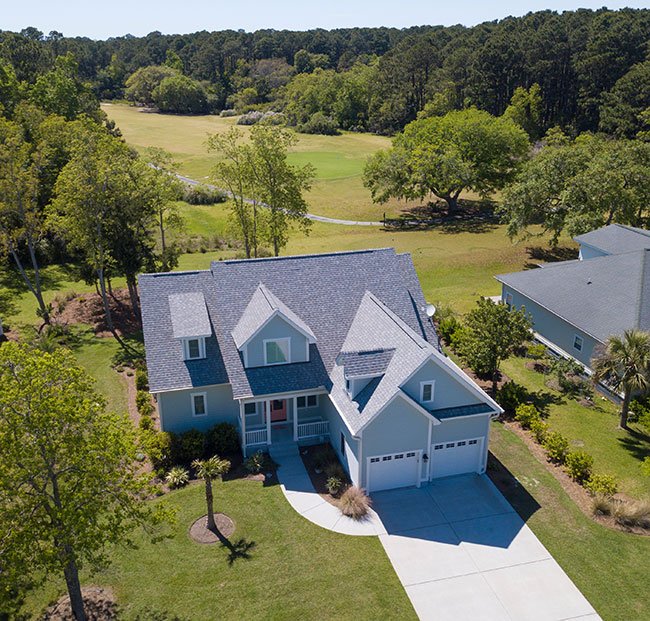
[269,399,287,422]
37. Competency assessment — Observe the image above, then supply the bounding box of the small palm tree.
[192,456,231,532]
[592,330,650,429]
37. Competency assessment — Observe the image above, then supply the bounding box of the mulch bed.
[189,513,235,543]
[53,288,141,337]
[299,444,347,508]
[41,587,117,621]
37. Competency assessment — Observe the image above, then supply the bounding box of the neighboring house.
[496,224,650,370]
[140,248,502,493]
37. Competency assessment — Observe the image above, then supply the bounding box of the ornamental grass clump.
[165,466,190,489]
[339,486,372,520]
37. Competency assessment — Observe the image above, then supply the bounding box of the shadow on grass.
[617,426,650,463]
[524,246,579,270]
[529,390,565,417]
[213,531,256,566]
[487,448,541,524]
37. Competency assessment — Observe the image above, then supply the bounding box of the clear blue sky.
[3,1,649,39]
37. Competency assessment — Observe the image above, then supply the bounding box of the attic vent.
[586,279,592,285]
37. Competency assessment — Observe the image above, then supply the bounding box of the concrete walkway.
[276,452,600,621]
[176,173,384,227]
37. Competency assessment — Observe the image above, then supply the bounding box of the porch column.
[293,396,298,441]
[266,399,271,446]
[239,401,247,458]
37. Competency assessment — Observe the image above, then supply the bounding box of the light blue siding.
[579,243,608,261]
[401,359,482,409]
[502,284,600,368]
[322,397,361,486]
[157,384,239,433]
[244,315,309,368]
[432,414,490,443]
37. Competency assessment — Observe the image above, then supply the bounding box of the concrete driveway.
[372,475,600,621]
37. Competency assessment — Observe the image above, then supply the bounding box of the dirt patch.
[499,421,649,536]
[40,587,117,621]
[189,513,235,543]
[525,360,548,374]
[53,288,140,337]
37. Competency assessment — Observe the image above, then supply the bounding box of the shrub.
[514,403,541,429]
[543,431,570,464]
[313,445,337,471]
[165,466,190,489]
[237,110,284,126]
[298,112,340,135]
[136,390,154,416]
[324,462,346,480]
[526,343,547,359]
[171,429,205,465]
[565,450,594,483]
[529,419,549,443]
[496,381,529,414]
[220,109,238,117]
[139,415,154,431]
[244,450,273,474]
[206,422,240,457]
[140,429,172,471]
[135,368,149,391]
[339,486,371,520]
[438,316,461,345]
[326,476,343,496]
[182,184,227,205]
[585,473,618,497]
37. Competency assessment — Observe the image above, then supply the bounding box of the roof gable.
[574,224,650,256]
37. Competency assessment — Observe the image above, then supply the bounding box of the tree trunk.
[126,273,140,319]
[26,234,50,325]
[205,479,216,531]
[491,368,499,397]
[8,245,50,325]
[444,194,458,214]
[159,209,167,256]
[63,550,86,621]
[620,389,631,429]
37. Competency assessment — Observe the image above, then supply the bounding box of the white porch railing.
[297,420,329,440]
[245,427,268,446]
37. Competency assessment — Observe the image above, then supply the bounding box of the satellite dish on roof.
[425,304,437,318]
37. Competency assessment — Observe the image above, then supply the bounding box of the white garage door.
[367,451,420,492]
[430,438,482,479]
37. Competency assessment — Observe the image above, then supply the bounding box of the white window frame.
[573,335,584,352]
[420,380,435,404]
[243,402,257,416]
[263,337,291,366]
[297,394,318,409]
[191,392,207,417]
[183,337,206,361]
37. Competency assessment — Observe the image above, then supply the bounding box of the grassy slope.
[101,103,479,221]
[501,357,650,500]
[490,422,650,621]
[26,481,415,621]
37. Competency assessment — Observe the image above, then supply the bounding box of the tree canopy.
[364,108,529,212]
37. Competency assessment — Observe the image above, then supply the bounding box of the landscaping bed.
[299,443,349,508]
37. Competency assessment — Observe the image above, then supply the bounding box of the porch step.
[269,441,299,460]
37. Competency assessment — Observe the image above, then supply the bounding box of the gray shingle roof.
[574,224,650,256]
[340,349,395,378]
[430,403,495,420]
[496,249,650,343]
[231,283,316,348]
[168,292,211,338]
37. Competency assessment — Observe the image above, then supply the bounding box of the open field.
[101,103,482,221]
[24,479,415,621]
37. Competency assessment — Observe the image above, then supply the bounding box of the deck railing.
[245,427,268,446]
[297,420,329,440]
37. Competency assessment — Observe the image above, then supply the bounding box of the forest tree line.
[1,8,650,136]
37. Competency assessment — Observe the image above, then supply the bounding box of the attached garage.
[430,438,482,479]
[367,450,420,492]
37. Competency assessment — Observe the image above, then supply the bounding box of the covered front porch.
[238,391,330,455]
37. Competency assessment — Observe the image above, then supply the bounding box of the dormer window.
[264,337,290,365]
[420,380,435,404]
[183,337,206,360]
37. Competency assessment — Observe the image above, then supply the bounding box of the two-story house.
[140,248,502,492]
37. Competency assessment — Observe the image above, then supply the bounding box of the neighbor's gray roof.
[140,248,438,396]
[496,249,650,343]
[574,224,650,256]
[168,292,212,339]
[231,283,316,348]
[340,349,395,379]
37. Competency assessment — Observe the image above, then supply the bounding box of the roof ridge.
[256,282,277,310]
[617,223,650,239]
[364,291,428,350]
[214,247,396,267]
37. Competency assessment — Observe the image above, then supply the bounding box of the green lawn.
[501,357,650,500]
[490,421,650,621]
[25,480,415,621]
[101,103,481,221]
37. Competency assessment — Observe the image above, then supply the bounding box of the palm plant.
[592,330,650,429]
[192,455,231,532]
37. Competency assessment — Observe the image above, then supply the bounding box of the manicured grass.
[101,103,479,221]
[490,421,650,621]
[26,480,415,620]
[501,356,650,500]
